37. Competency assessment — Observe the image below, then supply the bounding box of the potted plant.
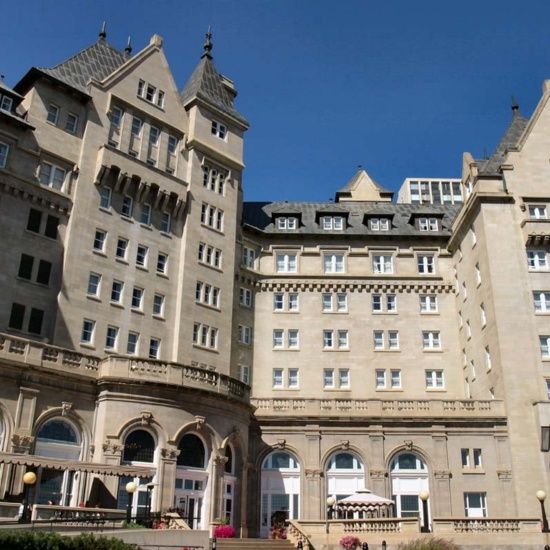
[340,535,361,549]
[214,524,236,538]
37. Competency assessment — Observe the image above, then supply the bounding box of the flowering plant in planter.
[340,535,361,549]
[214,524,236,538]
[269,524,287,539]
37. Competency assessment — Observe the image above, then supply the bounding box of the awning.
[0,452,153,478]
[338,488,394,510]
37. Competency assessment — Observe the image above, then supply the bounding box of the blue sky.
[4,1,550,201]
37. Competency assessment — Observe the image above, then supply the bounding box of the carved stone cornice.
[257,280,454,294]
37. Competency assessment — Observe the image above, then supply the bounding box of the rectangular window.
[146,84,156,102]
[243,247,257,269]
[66,113,78,134]
[39,162,66,191]
[161,212,171,233]
[273,369,283,388]
[81,319,95,344]
[136,245,148,267]
[528,250,548,270]
[131,287,144,309]
[372,294,396,312]
[277,216,298,230]
[464,493,487,518]
[376,369,386,388]
[237,365,250,385]
[0,95,13,112]
[534,292,550,312]
[288,293,299,311]
[153,294,165,316]
[485,346,492,371]
[373,330,384,349]
[423,331,441,349]
[211,120,227,139]
[116,238,128,260]
[105,326,119,350]
[373,255,393,274]
[47,104,59,125]
[131,117,142,137]
[288,330,299,348]
[370,217,390,231]
[288,368,299,388]
[420,295,438,313]
[238,325,253,345]
[473,449,482,468]
[324,369,335,388]
[18,254,34,280]
[27,209,42,233]
[322,216,344,230]
[388,331,399,349]
[274,293,284,310]
[461,449,470,468]
[99,187,112,209]
[168,136,178,154]
[137,80,145,97]
[111,106,123,127]
[426,370,444,388]
[157,90,165,107]
[111,280,124,303]
[93,230,106,252]
[8,303,25,330]
[540,336,550,358]
[27,308,43,335]
[339,369,350,388]
[149,338,161,359]
[276,253,297,273]
[372,295,382,312]
[338,330,349,348]
[140,204,152,226]
[87,273,101,296]
[239,288,253,307]
[121,196,133,218]
[529,205,548,219]
[127,332,139,355]
[36,260,52,285]
[0,142,9,168]
[419,217,438,231]
[273,329,284,348]
[391,369,401,388]
[323,330,334,349]
[149,126,160,146]
[324,253,345,273]
[417,255,435,274]
[157,253,168,274]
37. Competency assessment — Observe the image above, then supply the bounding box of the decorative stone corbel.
[195,415,205,430]
[61,402,73,416]
[340,440,350,450]
[273,438,286,450]
[140,411,153,425]
[404,440,413,450]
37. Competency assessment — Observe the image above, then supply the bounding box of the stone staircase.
[214,539,296,550]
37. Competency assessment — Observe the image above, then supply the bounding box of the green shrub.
[0,530,141,550]
[398,537,462,550]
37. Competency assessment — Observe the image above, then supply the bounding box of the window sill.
[136,265,149,272]
[323,388,351,392]
[192,344,219,354]
[200,223,225,236]
[374,349,401,353]
[121,216,134,224]
[323,349,350,352]
[273,310,300,314]
[423,349,443,353]
[420,311,439,315]
[152,314,165,321]
[462,468,485,475]
[86,295,102,303]
[322,311,349,315]
[140,223,153,231]
[376,388,404,392]
[156,272,169,279]
[131,308,145,315]
[196,302,221,312]
[92,250,107,258]
[99,207,112,215]
[198,261,223,273]
[110,302,124,309]
[426,388,446,392]
[372,311,398,315]
[160,231,172,239]
[80,343,96,350]
[272,348,301,352]
[115,258,129,265]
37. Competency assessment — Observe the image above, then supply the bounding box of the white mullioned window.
[276,252,297,273]
[540,336,550,358]
[324,253,345,273]
[324,369,335,388]
[417,254,435,274]
[372,294,397,312]
[288,369,299,388]
[240,287,253,307]
[373,254,393,274]
[121,196,133,218]
[420,295,438,313]
[87,273,101,296]
[39,162,66,191]
[81,319,95,344]
[529,205,548,219]
[373,330,384,349]
[47,104,59,125]
[528,250,548,270]
[272,369,283,388]
[153,294,164,316]
[105,326,119,350]
[238,325,253,345]
[370,218,390,231]
[237,365,250,385]
[426,370,444,389]
[391,369,402,388]
[277,217,298,230]
[419,217,438,231]
[127,331,139,355]
[423,331,441,349]
[66,113,78,134]
[93,229,106,252]
[376,369,387,388]
[243,247,257,269]
[322,216,344,230]
[149,337,161,359]
[211,120,227,139]
[534,292,550,312]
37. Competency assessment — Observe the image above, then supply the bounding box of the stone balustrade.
[251,397,505,418]
[433,517,541,534]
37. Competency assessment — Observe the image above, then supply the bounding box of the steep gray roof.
[180,54,248,127]
[243,201,460,237]
[478,111,529,174]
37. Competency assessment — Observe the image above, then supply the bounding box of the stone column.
[100,440,124,507]
[210,454,228,531]
[433,470,452,516]
[369,469,387,498]
[158,447,180,511]
[239,461,249,537]
[304,468,323,519]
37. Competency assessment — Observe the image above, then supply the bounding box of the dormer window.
[370,218,390,231]
[137,79,165,108]
[0,94,13,113]
[322,216,344,230]
[211,121,227,139]
[277,217,297,230]
[418,217,438,231]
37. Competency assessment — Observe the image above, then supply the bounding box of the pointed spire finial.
[511,94,519,115]
[358,164,362,172]
[99,21,107,40]
[203,26,213,58]
[125,36,132,55]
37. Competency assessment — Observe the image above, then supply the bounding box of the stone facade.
[0,27,549,540]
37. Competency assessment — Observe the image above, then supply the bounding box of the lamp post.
[419,491,430,533]
[126,481,137,523]
[537,490,549,532]
[21,471,37,523]
[326,496,335,534]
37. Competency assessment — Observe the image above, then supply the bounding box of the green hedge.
[0,531,141,550]
[398,537,462,550]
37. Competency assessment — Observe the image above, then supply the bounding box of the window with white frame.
[0,142,9,169]
[375,369,402,389]
[528,250,548,270]
[99,187,111,209]
[540,336,550,358]
[47,104,59,125]
[201,203,224,231]
[157,253,168,275]
[370,217,390,231]
[529,205,548,219]
[141,204,152,226]
[239,287,253,307]
[87,273,101,297]
[0,94,13,112]
[127,331,139,355]
[243,247,257,269]
[372,294,397,313]
[121,196,133,218]
[418,217,438,231]
[276,252,297,273]
[198,243,222,269]
[167,135,178,155]
[161,212,171,233]
[66,113,78,134]
[464,493,487,518]
[81,319,95,344]
[288,369,299,388]
[272,368,284,388]
[322,293,347,312]
[425,370,444,389]
[110,280,124,303]
[323,330,349,350]
[534,292,550,312]
[324,369,335,388]
[422,331,441,349]
[273,292,298,311]
[149,126,160,147]
[39,162,66,191]
[375,369,386,388]
[196,282,220,308]
[153,293,165,316]
[373,254,393,274]
[237,365,250,385]
[193,323,218,349]
[149,337,161,359]
[93,230,107,252]
[105,325,119,350]
[136,245,148,267]
[391,369,402,388]
[115,238,128,260]
[273,329,299,349]
[373,330,399,350]
[238,325,253,345]
[323,253,345,274]
[276,216,298,230]
[211,120,227,139]
[131,287,144,310]
[417,254,435,274]
[202,164,227,195]
[339,369,350,388]
[322,216,344,230]
[110,106,123,127]
[138,80,165,108]
[131,117,142,137]
[420,295,438,313]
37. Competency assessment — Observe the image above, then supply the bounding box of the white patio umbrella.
[336,489,394,518]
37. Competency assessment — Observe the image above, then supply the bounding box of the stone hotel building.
[0,27,550,538]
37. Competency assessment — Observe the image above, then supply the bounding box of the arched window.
[327,452,362,471]
[390,452,429,521]
[37,419,79,445]
[262,451,299,470]
[391,453,426,471]
[224,445,233,474]
[123,430,155,463]
[177,434,206,468]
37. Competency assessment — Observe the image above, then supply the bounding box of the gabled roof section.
[478,106,529,175]
[15,36,128,97]
[180,34,248,128]
[335,168,393,202]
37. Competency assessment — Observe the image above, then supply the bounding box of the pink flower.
[214,525,236,538]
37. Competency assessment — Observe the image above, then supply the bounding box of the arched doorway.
[260,451,300,538]
[175,433,208,529]
[117,429,156,516]
[390,452,429,523]
[325,451,365,518]
[34,418,82,505]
